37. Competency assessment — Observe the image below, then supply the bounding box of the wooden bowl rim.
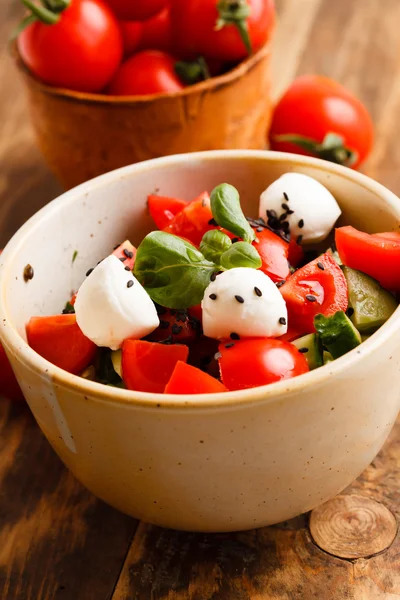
[14,39,272,106]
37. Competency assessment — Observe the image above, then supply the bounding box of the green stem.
[216,0,253,55]
[22,0,60,24]
[175,57,211,85]
[10,13,37,40]
[274,132,359,168]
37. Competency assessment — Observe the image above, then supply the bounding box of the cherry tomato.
[336,227,400,292]
[280,252,348,333]
[269,75,374,169]
[0,343,24,402]
[218,338,309,391]
[108,50,184,96]
[165,361,227,394]
[104,0,168,21]
[253,228,290,283]
[170,0,275,61]
[164,192,214,246]
[26,315,97,375]
[148,194,188,230]
[147,307,201,344]
[17,0,123,93]
[188,304,203,323]
[120,20,143,57]
[138,7,172,52]
[122,340,189,393]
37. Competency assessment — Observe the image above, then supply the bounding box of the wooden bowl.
[15,43,273,189]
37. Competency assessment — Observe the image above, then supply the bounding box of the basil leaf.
[210,183,255,243]
[134,231,216,309]
[220,242,262,270]
[200,230,232,263]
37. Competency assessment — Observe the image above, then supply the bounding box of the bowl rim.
[14,39,272,105]
[1,149,400,411]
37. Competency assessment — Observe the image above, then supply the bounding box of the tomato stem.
[22,0,60,24]
[216,0,253,55]
[10,13,37,41]
[274,132,359,167]
[175,57,211,85]
[14,0,71,36]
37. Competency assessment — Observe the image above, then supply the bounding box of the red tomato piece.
[112,239,137,270]
[269,75,374,169]
[253,228,290,283]
[336,226,400,292]
[279,326,306,343]
[280,252,348,333]
[138,7,172,52]
[218,338,309,391]
[0,343,24,402]
[171,0,275,62]
[288,238,305,268]
[17,0,123,93]
[70,293,77,307]
[164,192,214,246]
[108,50,185,96]
[147,308,201,344]
[104,0,168,21]
[148,194,188,230]
[188,304,202,323]
[26,315,96,375]
[120,20,143,57]
[165,361,227,394]
[122,340,189,393]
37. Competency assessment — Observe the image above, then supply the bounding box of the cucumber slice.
[323,351,334,364]
[342,266,397,333]
[111,349,122,378]
[314,311,361,359]
[292,333,323,370]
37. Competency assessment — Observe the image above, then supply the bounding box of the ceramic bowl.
[15,41,272,190]
[1,151,400,532]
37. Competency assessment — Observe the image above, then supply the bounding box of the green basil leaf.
[134,231,216,309]
[210,183,255,243]
[220,241,262,270]
[200,230,232,262]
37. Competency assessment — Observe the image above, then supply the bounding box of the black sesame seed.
[281,203,289,211]
[254,286,262,297]
[266,209,278,219]
[231,237,239,243]
[225,343,235,349]
[210,272,217,281]
[176,313,188,323]
[124,266,131,271]
[230,332,240,340]
[286,209,295,215]
[317,262,325,270]
[299,347,309,353]
[283,192,289,201]
[172,324,183,335]
[123,248,134,259]
[298,219,304,229]
[209,293,217,300]
[86,268,94,277]
[208,218,217,226]
[279,317,287,325]
[119,256,127,262]
[23,264,34,282]
[127,280,134,288]
[281,222,290,232]
[159,320,170,329]
[278,213,288,222]
[235,295,244,304]
[347,307,355,317]
[113,244,120,250]
[306,294,317,302]
[276,280,286,288]
[296,235,303,245]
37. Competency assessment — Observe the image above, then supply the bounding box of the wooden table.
[1,0,400,597]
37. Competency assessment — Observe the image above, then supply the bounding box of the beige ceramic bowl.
[1,151,400,532]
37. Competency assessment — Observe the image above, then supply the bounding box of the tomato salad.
[23,174,399,395]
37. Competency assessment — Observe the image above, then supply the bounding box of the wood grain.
[1,0,400,598]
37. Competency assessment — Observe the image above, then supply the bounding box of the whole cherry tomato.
[119,20,143,57]
[170,0,275,61]
[17,0,123,93]
[138,7,173,52]
[269,75,374,169]
[104,0,168,21]
[108,50,185,96]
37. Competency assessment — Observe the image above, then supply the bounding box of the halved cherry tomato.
[280,252,348,333]
[147,307,201,344]
[104,0,168,21]
[122,340,189,393]
[0,343,24,402]
[113,239,137,270]
[165,361,227,394]
[26,315,96,375]
[269,75,374,170]
[218,338,309,391]
[288,238,305,268]
[138,7,172,52]
[336,226,400,292]
[120,20,143,57]
[108,50,185,96]
[148,194,188,230]
[253,228,290,283]
[164,192,214,246]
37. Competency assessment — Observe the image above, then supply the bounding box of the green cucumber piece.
[292,333,323,370]
[314,311,361,359]
[323,351,334,364]
[111,349,122,378]
[342,266,397,333]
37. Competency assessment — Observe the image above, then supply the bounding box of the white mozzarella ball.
[202,268,287,340]
[259,173,342,243]
[75,255,159,350]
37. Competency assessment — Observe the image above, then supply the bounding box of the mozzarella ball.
[202,268,287,340]
[259,173,342,243]
[75,255,159,350]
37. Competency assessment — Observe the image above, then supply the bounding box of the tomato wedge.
[288,238,305,268]
[280,252,348,333]
[336,226,400,292]
[253,228,290,283]
[148,194,188,230]
[165,361,227,394]
[218,338,309,391]
[163,192,214,246]
[26,315,96,374]
[113,240,137,270]
[0,343,24,401]
[122,340,189,393]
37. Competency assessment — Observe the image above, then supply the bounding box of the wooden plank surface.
[1,0,400,598]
